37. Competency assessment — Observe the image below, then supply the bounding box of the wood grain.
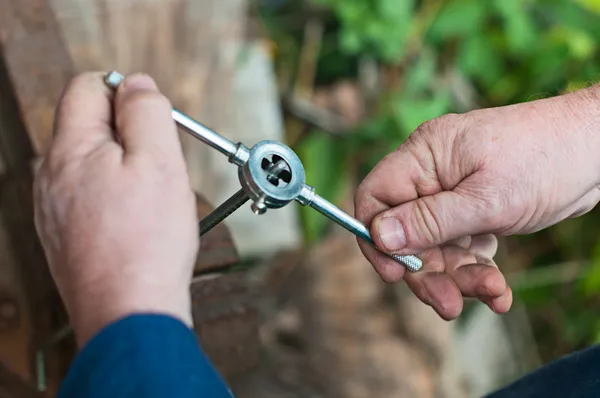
[47,0,247,198]
[0,1,259,393]
[0,0,75,157]
[191,272,259,380]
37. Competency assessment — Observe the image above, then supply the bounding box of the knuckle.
[126,90,171,110]
[413,113,464,138]
[354,181,368,216]
[123,90,172,114]
[413,197,444,245]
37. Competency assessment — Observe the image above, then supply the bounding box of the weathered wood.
[47,0,302,260]
[191,272,259,380]
[0,1,260,394]
[192,196,259,380]
[0,363,41,398]
[0,38,69,395]
[46,0,245,194]
[0,0,75,157]
[0,153,5,178]
[0,177,70,397]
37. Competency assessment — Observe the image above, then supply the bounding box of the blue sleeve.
[58,314,234,398]
[485,344,600,398]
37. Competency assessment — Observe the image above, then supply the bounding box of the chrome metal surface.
[104,71,245,163]
[297,189,423,272]
[103,71,421,271]
[238,140,306,210]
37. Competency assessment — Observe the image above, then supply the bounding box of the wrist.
[67,280,193,347]
[561,83,600,186]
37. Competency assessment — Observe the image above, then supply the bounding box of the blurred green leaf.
[459,35,504,87]
[402,47,438,97]
[394,90,453,134]
[493,0,539,55]
[296,132,350,243]
[428,0,487,41]
[340,29,363,53]
[593,320,600,344]
[378,0,414,20]
[580,239,600,296]
[513,284,559,307]
[574,0,600,14]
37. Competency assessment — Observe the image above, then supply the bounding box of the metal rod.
[104,71,238,158]
[172,110,238,158]
[199,189,250,236]
[306,193,423,272]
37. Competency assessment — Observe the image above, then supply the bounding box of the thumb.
[114,73,182,160]
[371,187,492,254]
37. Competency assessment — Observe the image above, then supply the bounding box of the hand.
[355,85,600,320]
[34,72,198,346]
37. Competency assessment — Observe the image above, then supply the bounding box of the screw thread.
[390,254,423,272]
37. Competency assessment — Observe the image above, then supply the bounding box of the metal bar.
[306,193,423,272]
[172,110,238,158]
[104,71,238,158]
[199,189,250,236]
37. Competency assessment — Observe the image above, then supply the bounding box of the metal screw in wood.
[104,71,422,272]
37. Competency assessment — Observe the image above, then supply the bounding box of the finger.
[404,247,464,320]
[357,239,406,283]
[420,272,464,321]
[52,72,116,155]
[371,176,494,255]
[451,264,507,298]
[354,191,407,282]
[443,235,472,250]
[355,117,474,216]
[114,73,183,163]
[484,286,513,314]
[468,234,498,258]
[440,245,506,299]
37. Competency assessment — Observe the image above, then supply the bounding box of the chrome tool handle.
[103,71,422,272]
[104,71,250,166]
[297,186,423,272]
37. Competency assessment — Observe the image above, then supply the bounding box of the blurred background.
[3,0,600,397]
[237,0,600,396]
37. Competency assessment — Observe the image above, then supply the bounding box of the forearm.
[560,82,600,188]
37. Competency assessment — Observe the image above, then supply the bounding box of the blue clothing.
[58,314,234,398]
[59,313,600,398]
[486,344,600,398]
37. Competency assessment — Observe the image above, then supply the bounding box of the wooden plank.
[0,1,260,393]
[0,176,69,397]
[46,0,302,260]
[0,0,75,157]
[0,210,36,385]
[191,272,259,380]
[46,0,246,194]
[0,362,41,398]
[0,153,5,178]
[0,42,68,394]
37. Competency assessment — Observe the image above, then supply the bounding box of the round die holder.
[238,140,306,215]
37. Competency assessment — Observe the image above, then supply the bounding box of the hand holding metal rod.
[104,71,422,272]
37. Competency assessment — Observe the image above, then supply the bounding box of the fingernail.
[122,74,157,92]
[377,217,406,251]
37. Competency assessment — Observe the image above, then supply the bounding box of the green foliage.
[296,133,351,243]
[259,0,600,360]
[312,0,415,62]
[580,239,600,297]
